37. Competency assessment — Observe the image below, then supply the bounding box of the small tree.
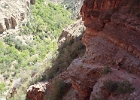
[49,79,66,100]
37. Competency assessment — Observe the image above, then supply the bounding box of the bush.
[43,35,85,80]
[94,97,101,100]
[101,66,111,75]
[103,80,118,93]
[103,80,134,94]
[49,79,66,100]
[116,81,134,94]
[0,83,5,93]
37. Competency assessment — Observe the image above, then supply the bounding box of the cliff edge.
[67,0,140,100]
[26,0,140,100]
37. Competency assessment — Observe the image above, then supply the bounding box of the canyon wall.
[26,0,140,100]
[0,0,35,37]
[26,19,86,100]
[67,0,140,100]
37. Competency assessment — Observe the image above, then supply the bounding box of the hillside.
[0,0,76,99]
[27,0,140,100]
[1,0,140,100]
[0,0,35,36]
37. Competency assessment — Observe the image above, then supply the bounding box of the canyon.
[10,0,140,100]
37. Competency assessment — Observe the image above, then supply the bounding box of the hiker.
[117,62,122,70]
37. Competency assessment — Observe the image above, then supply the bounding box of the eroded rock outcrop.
[58,19,85,48]
[26,19,86,100]
[26,82,50,100]
[67,0,140,100]
[0,0,35,37]
[25,0,140,100]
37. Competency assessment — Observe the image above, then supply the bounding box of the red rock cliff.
[67,0,140,100]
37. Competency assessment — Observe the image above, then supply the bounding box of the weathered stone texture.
[67,0,140,100]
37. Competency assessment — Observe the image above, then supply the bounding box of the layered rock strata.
[67,0,140,100]
[0,0,35,37]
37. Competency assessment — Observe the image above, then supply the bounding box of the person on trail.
[117,62,122,70]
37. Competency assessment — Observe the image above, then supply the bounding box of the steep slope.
[26,0,140,100]
[46,0,84,19]
[0,0,74,99]
[26,18,86,100]
[0,0,35,36]
[67,0,140,100]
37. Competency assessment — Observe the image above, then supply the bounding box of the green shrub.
[103,80,134,94]
[49,79,66,100]
[0,83,5,93]
[94,97,101,100]
[116,81,134,94]
[103,80,118,93]
[101,66,111,75]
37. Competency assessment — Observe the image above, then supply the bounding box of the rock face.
[26,19,86,100]
[26,82,50,100]
[25,0,140,100]
[67,0,140,100]
[58,19,85,48]
[0,0,35,36]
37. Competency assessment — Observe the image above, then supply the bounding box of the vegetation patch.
[103,80,134,94]
[48,78,66,100]
[2,0,74,99]
[116,81,135,94]
[0,82,5,93]
[101,66,111,75]
[1,0,73,71]
[42,35,85,80]
[93,96,102,100]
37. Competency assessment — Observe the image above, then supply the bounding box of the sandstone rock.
[11,17,17,29]
[20,13,25,21]
[89,68,140,100]
[26,82,50,100]
[58,19,85,48]
[62,88,77,100]
[4,18,9,29]
[25,0,140,100]
[0,23,4,34]
[67,0,140,99]
[0,0,31,35]
[67,60,103,100]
